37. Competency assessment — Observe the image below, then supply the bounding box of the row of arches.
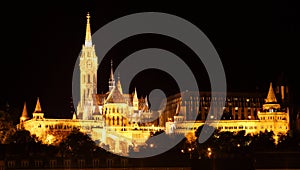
[104,105,128,114]
[105,115,128,126]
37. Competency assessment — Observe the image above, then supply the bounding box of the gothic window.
[49,160,57,168]
[88,74,90,83]
[34,160,43,167]
[106,159,113,168]
[7,161,15,168]
[92,159,100,168]
[78,160,85,168]
[21,160,29,168]
[121,158,128,167]
[64,160,71,168]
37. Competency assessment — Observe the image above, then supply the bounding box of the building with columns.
[164,82,290,143]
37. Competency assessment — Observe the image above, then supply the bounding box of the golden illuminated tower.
[77,12,98,120]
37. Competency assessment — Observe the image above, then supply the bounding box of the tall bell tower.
[77,12,98,120]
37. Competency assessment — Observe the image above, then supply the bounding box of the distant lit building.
[164,82,290,143]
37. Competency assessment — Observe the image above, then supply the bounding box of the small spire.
[34,97,42,113]
[21,102,29,119]
[110,60,114,81]
[133,87,138,99]
[72,112,77,120]
[144,96,149,107]
[265,82,277,103]
[109,60,115,91]
[143,96,149,111]
[85,12,92,47]
[175,103,180,115]
[117,72,123,94]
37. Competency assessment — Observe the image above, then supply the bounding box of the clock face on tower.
[87,60,92,68]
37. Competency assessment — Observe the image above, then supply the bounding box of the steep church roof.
[105,86,125,103]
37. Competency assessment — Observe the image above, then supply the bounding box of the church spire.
[109,60,115,91]
[133,87,138,99]
[34,97,42,113]
[133,87,139,110]
[265,82,277,103]
[85,12,92,47]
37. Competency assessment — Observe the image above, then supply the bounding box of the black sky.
[0,1,299,118]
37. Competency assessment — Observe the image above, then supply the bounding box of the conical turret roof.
[21,102,29,118]
[34,97,42,113]
[265,82,277,103]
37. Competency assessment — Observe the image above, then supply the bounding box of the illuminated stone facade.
[17,13,161,156]
[164,82,290,143]
[17,13,291,156]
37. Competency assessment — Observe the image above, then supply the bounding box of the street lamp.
[207,147,212,158]
[188,148,192,159]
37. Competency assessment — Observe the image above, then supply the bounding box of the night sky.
[0,1,299,118]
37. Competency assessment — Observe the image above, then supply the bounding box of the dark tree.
[59,128,97,158]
